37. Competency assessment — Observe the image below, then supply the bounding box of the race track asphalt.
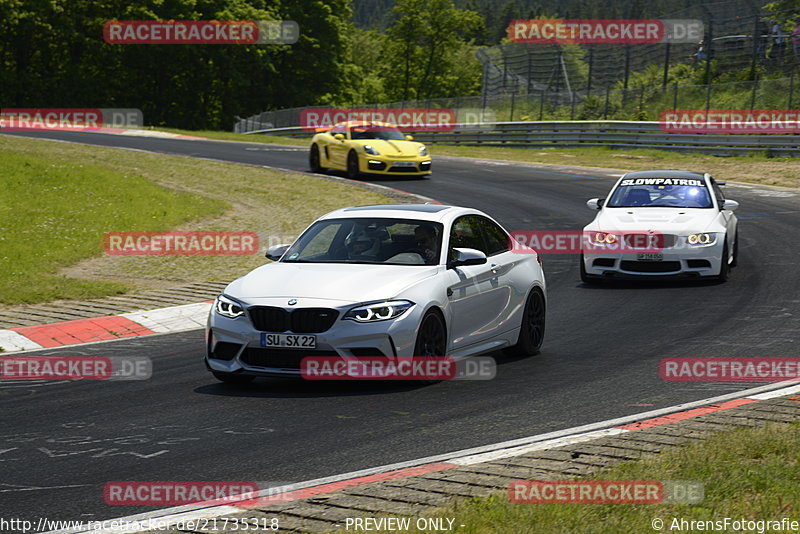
[2,131,799,524]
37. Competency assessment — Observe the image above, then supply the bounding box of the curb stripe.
[0,302,213,352]
[11,316,155,348]
[615,398,756,430]
[0,330,44,351]
[243,462,457,508]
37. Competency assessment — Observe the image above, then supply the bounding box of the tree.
[382,0,482,101]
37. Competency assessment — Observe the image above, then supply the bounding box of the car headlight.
[687,233,715,246]
[364,145,379,155]
[594,232,617,244]
[214,295,245,318]
[419,145,428,156]
[344,300,414,323]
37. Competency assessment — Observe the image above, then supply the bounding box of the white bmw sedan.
[581,171,739,283]
[206,204,546,382]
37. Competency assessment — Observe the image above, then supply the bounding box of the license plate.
[637,253,663,261]
[261,333,316,349]
[393,161,416,167]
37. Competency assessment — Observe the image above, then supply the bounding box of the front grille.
[593,258,615,267]
[248,307,289,332]
[620,261,682,273]
[241,348,339,369]
[247,306,338,333]
[368,161,386,171]
[623,233,676,249]
[388,165,419,173]
[291,308,338,333]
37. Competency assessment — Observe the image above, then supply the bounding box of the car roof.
[319,204,480,223]
[622,170,709,180]
[335,121,397,129]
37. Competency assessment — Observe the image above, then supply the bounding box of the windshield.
[606,177,713,208]
[349,125,405,140]
[282,217,443,265]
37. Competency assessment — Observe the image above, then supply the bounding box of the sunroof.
[344,204,450,213]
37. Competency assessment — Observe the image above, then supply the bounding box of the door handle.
[490,264,499,274]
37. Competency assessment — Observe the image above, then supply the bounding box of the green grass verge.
[153,126,308,147]
[0,149,223,304]
[0,135,391,306]
[337,422,800,534]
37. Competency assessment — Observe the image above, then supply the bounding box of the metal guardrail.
[245,121,800,157]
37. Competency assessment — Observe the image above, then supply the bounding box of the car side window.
[478,216,510,256]
[450,216,486,255]
[711,181,725,207]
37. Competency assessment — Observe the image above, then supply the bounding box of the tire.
[716,239,730,282]
[730,231,738,268]
[580,254,601,285]
[347,151,360,179]
[309,144,323,173]
[211,370,254,384]
[414,310,447,358]
[506,287,546,357]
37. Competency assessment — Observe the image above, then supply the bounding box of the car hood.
[589,208,719,233]
[350,139,422,157]
[225,262,440,304]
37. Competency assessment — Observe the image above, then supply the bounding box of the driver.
[345,230,380,260]
[414,224,439,263]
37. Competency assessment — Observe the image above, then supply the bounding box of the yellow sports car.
[309,121,431,178]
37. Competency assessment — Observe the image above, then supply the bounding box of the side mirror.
[333,133,345,141]
[715,180,727,186]
[447,248,487,269]
[265,244,291,261]
[722,199,739,211]
[586,198,604,210]
[405,134,414,141]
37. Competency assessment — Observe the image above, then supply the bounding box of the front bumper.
[582,238,724,278]
[358,153,432,176]
[205,299,425,377]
